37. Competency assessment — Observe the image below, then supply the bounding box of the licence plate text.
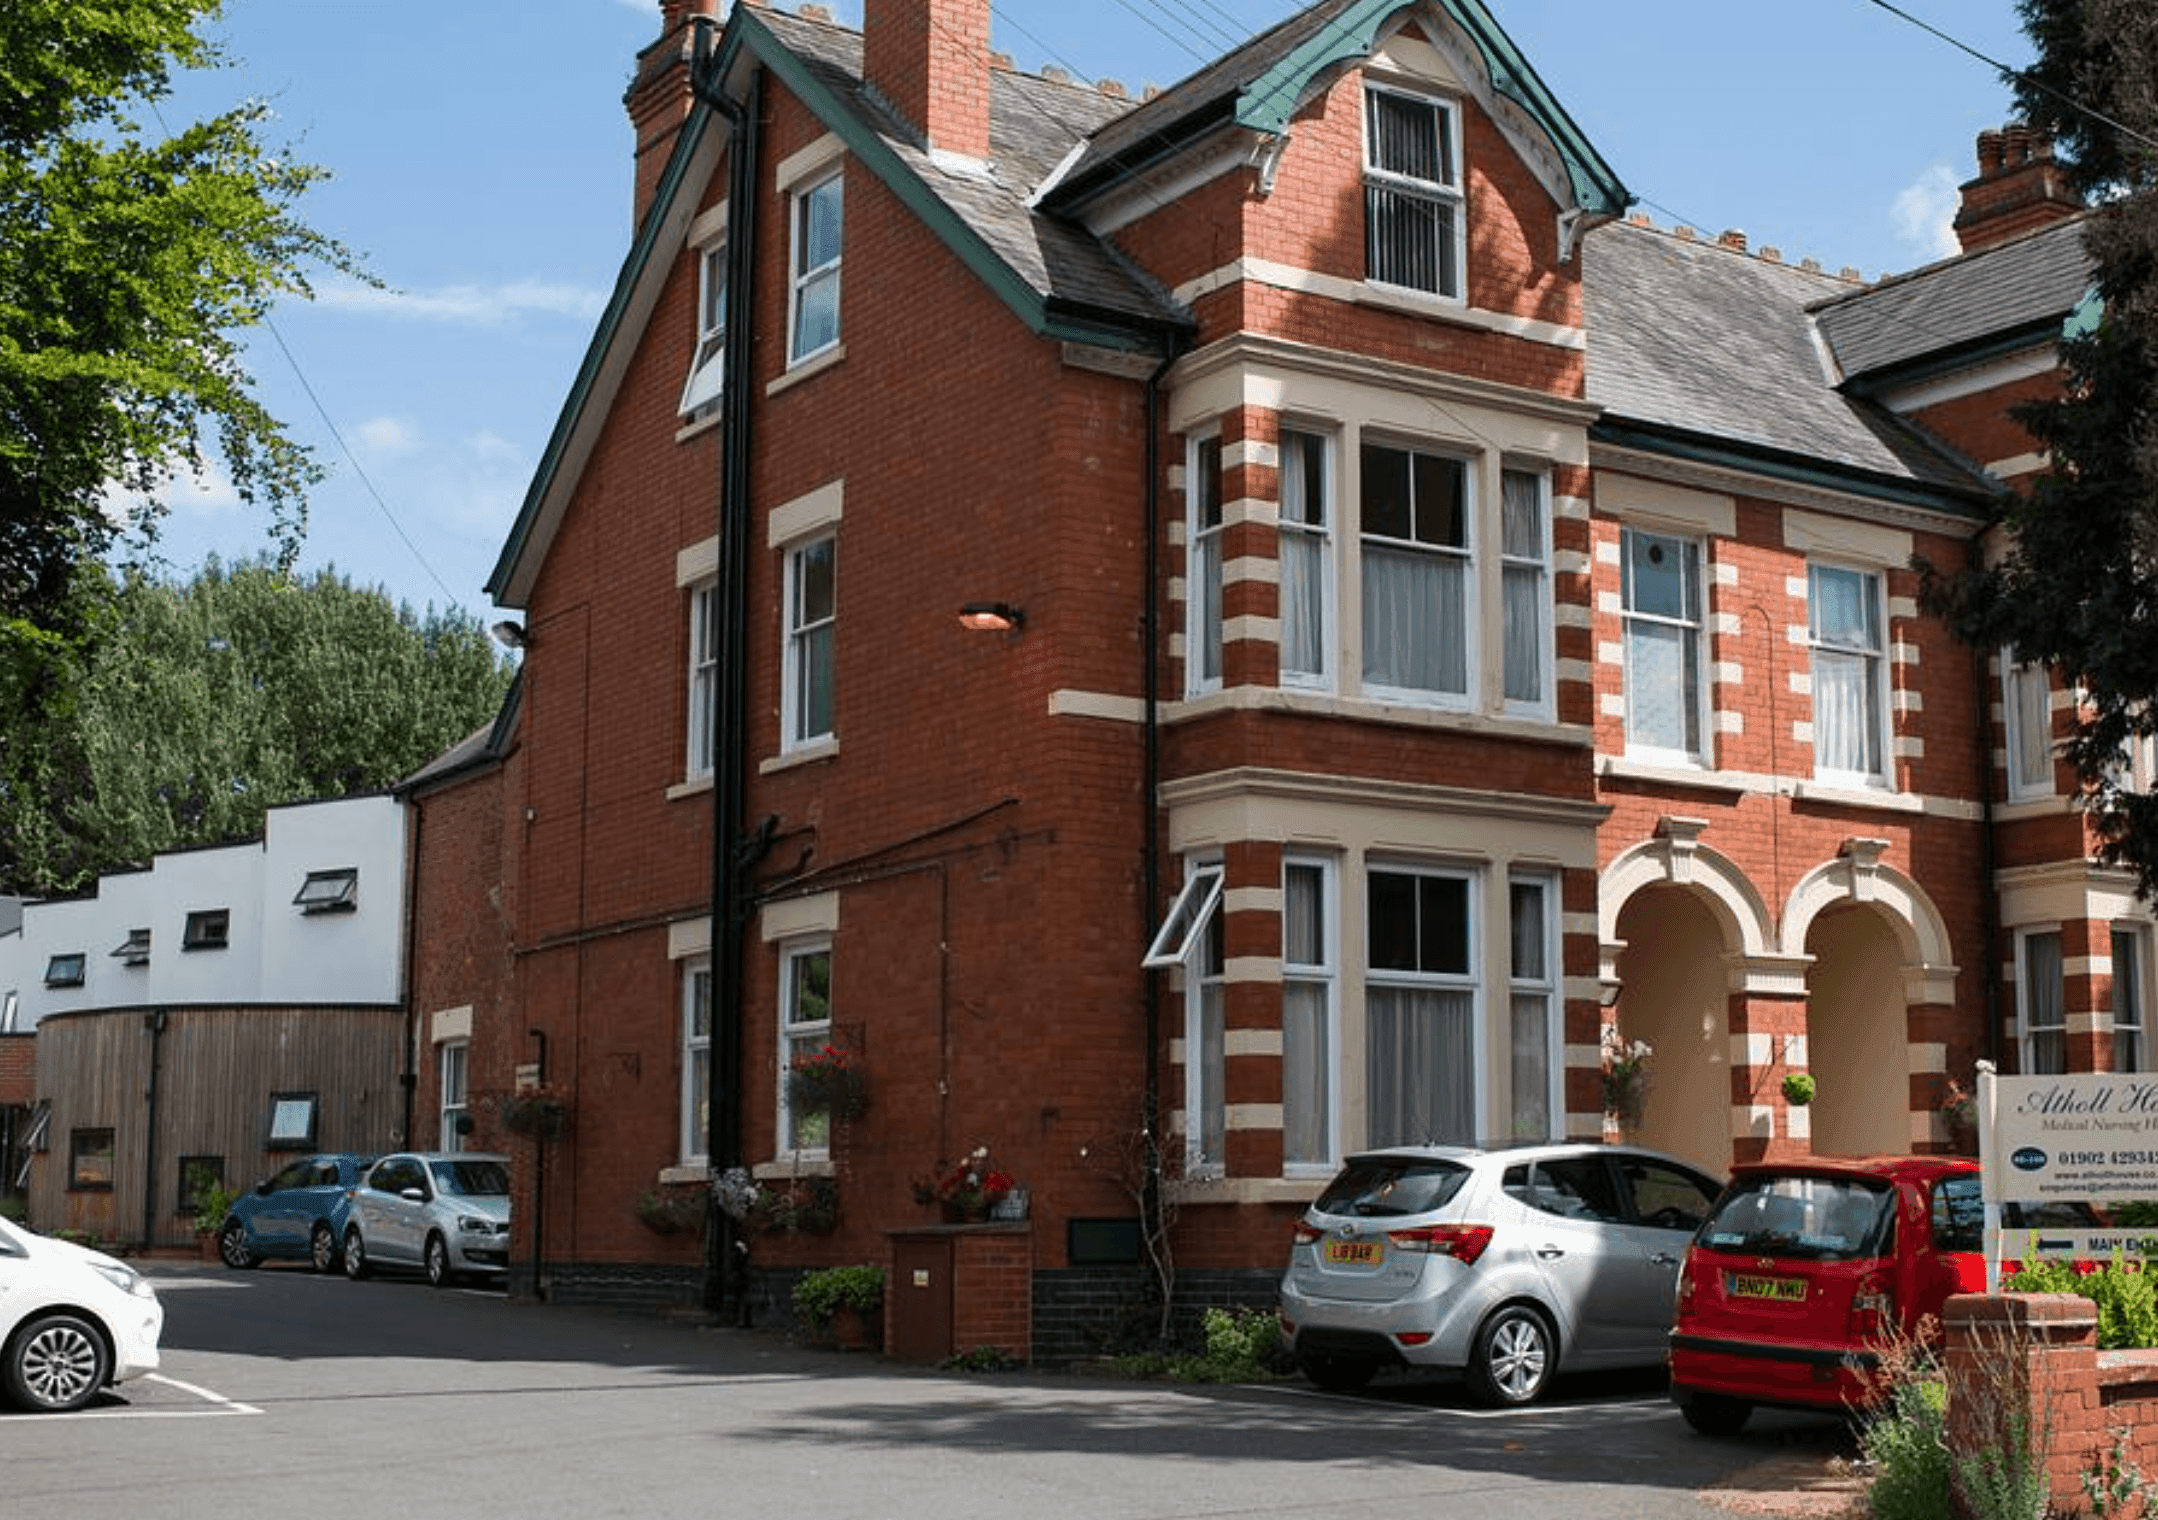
[1729,1273,1807,1302]
[1324,1239,1384,1266]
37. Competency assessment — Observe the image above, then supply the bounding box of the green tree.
[0,0,362,684]
[1923,0,2158,893]
[0,560,513,896]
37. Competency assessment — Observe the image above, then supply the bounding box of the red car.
[1667,1154,2095,1435]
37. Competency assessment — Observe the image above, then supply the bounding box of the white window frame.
[1358,438,1474,707]
[787,169,843,366]
[1282,853,1338,1174]
[680,239,727,416]
[2018,927,2067,1076]
[1143,864,1224,969]
[1621,526,1707,764]
[1364,862,1482,1146]
[683,957,712,1165]
[777,940,833,1157]
[2115,925,2148,1074]
[1499,464,1552,717]
[1506,872,1561,1142]
[1187,432,1224,696]
[439,1040,469,1153]
[1277,426,1334,690]
[1807,562,1890,786]
[687,582,719,779]
[2002,650,2053,801]
[783,535,836,751]
[1362,83,1465,301]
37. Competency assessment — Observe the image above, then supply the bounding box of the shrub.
[791,1263,884,1326]
[1860,1373,1953,1520]
[2001,1257,2158,1350]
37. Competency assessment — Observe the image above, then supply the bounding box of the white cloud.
[314,274,607,326]
[100,455,243,527]
[1892,164,1962,265]
[354,416,420,457]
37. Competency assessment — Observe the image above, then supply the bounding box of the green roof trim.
[1592,420,1999,521]
[2064,283,2104,340]
[1236,0,1627,216]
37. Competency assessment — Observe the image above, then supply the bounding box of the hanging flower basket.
[636,1187,710,1236]
[499,1087,572,1140]
[749,1177,839,1235]
[786,1046,869,1120]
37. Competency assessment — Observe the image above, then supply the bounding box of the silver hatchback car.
[1279,1141,1722,1405]
[342,1152,513,1288]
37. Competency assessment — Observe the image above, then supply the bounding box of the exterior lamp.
[958,602,1024,633]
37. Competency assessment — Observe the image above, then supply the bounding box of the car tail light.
[1292,1220,1323,1248]
[1675,1256,1696,1308]
[1385,1224,1494,1263]
[1849,1271,1895,1343]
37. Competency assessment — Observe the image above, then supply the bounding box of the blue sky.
[139,0,2036,627]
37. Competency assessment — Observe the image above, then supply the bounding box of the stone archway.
[1611,885,1732,1175]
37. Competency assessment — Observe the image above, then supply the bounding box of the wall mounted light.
[491,620,530,650]
[957,602,1024,633]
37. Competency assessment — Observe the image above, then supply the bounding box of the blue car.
[217,1153,374,1273]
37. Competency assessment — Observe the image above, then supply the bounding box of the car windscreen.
[431,1160,510,1197]
[1698,1174,1893,1261]
[1311,1158,1470,1218]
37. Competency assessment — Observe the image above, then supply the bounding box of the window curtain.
[1626,621,1695,752]
[1813,649,1877,774]
[2011,660,2051,791]
[1366,986,1474,1145]
[1196,983,1226,1169]
[1279,434,1325,681]
[1193,534,1223,684]
[2024,932,2066,1075]
[2115,928,2144,1073]
[1501,471,1544,704]
[1508,879,1551,1140]
[1282,862,1329,1165]
[1363,545,1464,695]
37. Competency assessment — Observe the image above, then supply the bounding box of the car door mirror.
[401,1188,426,1204]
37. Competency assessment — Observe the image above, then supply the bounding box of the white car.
[0,1215,164,1412]
[342,1153,512,1288]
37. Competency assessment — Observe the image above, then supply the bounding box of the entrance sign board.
[1976,1067,2158,1288]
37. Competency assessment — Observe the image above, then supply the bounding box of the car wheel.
[218,1217,259,1269]
[1677,1390,1753,1437]
[1297,1353,1378,1392]
[4,1313,111,1413]
[310,1223,343,1274]
[1466,1304,1554,1407]
[342,1226,370,1280]
[424,1233,454,1289]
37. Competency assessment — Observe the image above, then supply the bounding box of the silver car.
[1279,1141,1722,1405]
[342,1152,512,1288]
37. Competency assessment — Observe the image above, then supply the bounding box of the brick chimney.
[862,0,992,162]
[626,0,726,228]
[1953,124,2083,254]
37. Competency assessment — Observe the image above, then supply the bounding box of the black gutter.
[696,35,761,1322]
[1968,535,2005,1075]
[1591,418,2001,519]
[140,1008,166,1247]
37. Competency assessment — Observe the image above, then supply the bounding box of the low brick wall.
[1943,1292,2158,1518]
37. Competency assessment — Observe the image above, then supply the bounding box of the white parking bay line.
[139,1373,262,1416]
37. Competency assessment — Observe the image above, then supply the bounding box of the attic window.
[294,868,359,915]
[183,909,231,951]
[1363,84,1464,301]
[1142,866,1225,970]
[112,929,151,967]
[44,953,86,989]
[679,241,727,417]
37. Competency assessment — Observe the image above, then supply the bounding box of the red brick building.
[406,0,2109,1356]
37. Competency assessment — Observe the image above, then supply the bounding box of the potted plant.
[1599,1028,1652,1132]
[785,1043,869,1120]
[1781,1071,1816,1106]
[498,1085,572,1141]
[793,1262,884,1350]
[749,1177,839,1235]
[912,1145,1018,1223]
[186,1164,240,1262]
[636,1186,709,1236]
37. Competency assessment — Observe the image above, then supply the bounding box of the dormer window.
[112,929,151,967]
[293,868,358,915]
[183,909,231,951]
[44,953,86,988]
[1363,84,1464,300]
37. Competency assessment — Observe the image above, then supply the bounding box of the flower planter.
[830,1304,882,1352]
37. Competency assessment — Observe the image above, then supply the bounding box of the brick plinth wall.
[1943,1292,2158,1518]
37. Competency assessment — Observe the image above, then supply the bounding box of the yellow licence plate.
[1324,1239,1384,1266]
[1729,1273,1807,1303]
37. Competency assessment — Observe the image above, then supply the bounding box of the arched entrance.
[1612,885,1730,1175]
[1802,904,1914,1156]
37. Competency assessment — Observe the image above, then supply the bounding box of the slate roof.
[1583,218,2000,503]
[755,8,1188,332]
[1811,216,2094,384]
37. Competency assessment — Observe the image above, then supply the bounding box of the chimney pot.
[1718,229,1747,251]
[1955,120,2083,253]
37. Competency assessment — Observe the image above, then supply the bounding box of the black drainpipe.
[1139,335,1186,1255]
[696,39,761,1321]
[141,1008,167,1248]
[1968,535,2004,1074]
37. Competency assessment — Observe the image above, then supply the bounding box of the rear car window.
[1932,1172,2102,1251]
[1699,1174,1892,1261]
[1313,1158,1470,1218]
